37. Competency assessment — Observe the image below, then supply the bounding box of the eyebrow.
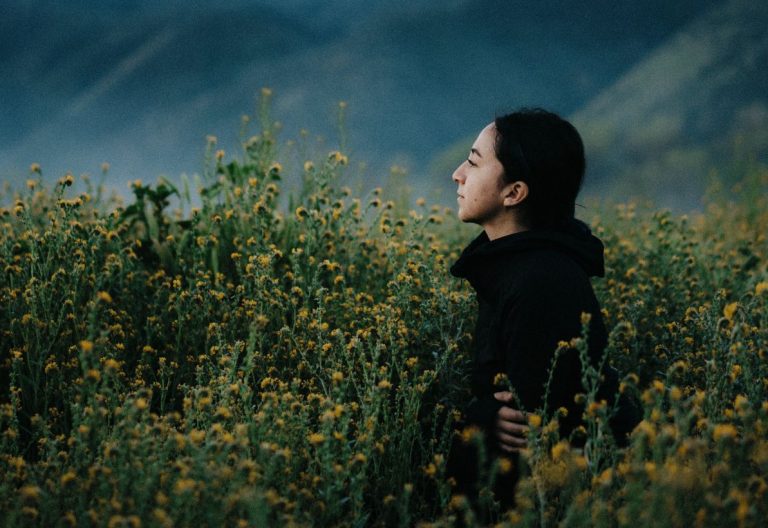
[470,147,482,158]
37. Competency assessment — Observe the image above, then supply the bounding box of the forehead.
[472,123,497,153]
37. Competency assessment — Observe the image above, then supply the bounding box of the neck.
[483,215,528,240]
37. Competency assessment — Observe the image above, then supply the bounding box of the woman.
[445,108,617,513]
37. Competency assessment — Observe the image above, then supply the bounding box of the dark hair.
[493,108,585,228]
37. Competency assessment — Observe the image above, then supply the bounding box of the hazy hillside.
[1,0,720,202]
[572,0,768,209]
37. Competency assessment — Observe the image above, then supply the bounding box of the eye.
[466,157,477,167]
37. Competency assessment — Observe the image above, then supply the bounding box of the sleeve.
[497,277,586,415]
[463,393,505,434]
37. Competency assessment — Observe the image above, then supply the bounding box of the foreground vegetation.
[1,112,767,526]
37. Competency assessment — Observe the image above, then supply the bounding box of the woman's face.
[452,123,507,226]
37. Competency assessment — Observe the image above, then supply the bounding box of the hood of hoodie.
[450,217,605,299]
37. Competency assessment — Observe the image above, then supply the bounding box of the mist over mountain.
[1,0,724,203]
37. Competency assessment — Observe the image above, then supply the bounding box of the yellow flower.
[174,478,196,494]
[215,406,231,419]
[97,291,112,303]
[527,413,542,428]
[635,420,657,442]
[756,281,768,295]
[20,485,40,501]
[251,255,269,269]
[8,456,25,472]
[712,423,737,441]
[733,490,749,523]
[308,432,325,445]
[573,455,588,470]
[586,400,603,417]
[189,429,206,445]
[644,461,657,480]
[492,372,509,386]
[723,302,738,321]
[449,494,468,510]
[498,457,513,474]
[328,151,348,165]
[596,468,613,486]
[550,440,569,462]
[295,206,309,221]
[460,426,481,444]
[156,491,169,506]
[60,471,77,486]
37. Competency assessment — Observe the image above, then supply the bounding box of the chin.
[458,208,475,222]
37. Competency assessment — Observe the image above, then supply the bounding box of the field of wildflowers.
[1,105,767,527]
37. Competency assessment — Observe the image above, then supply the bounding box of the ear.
[501,181,528,207]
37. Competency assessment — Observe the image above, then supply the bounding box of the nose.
[452,165,464,185]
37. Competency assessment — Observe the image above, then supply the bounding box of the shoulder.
[496,249,596,321]
[504,248,588,295]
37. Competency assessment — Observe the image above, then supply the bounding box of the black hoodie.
[449,217,610,442]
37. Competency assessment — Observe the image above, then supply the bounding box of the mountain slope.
[572,0,768,207]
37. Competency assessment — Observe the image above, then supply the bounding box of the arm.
[493,275,589,448]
